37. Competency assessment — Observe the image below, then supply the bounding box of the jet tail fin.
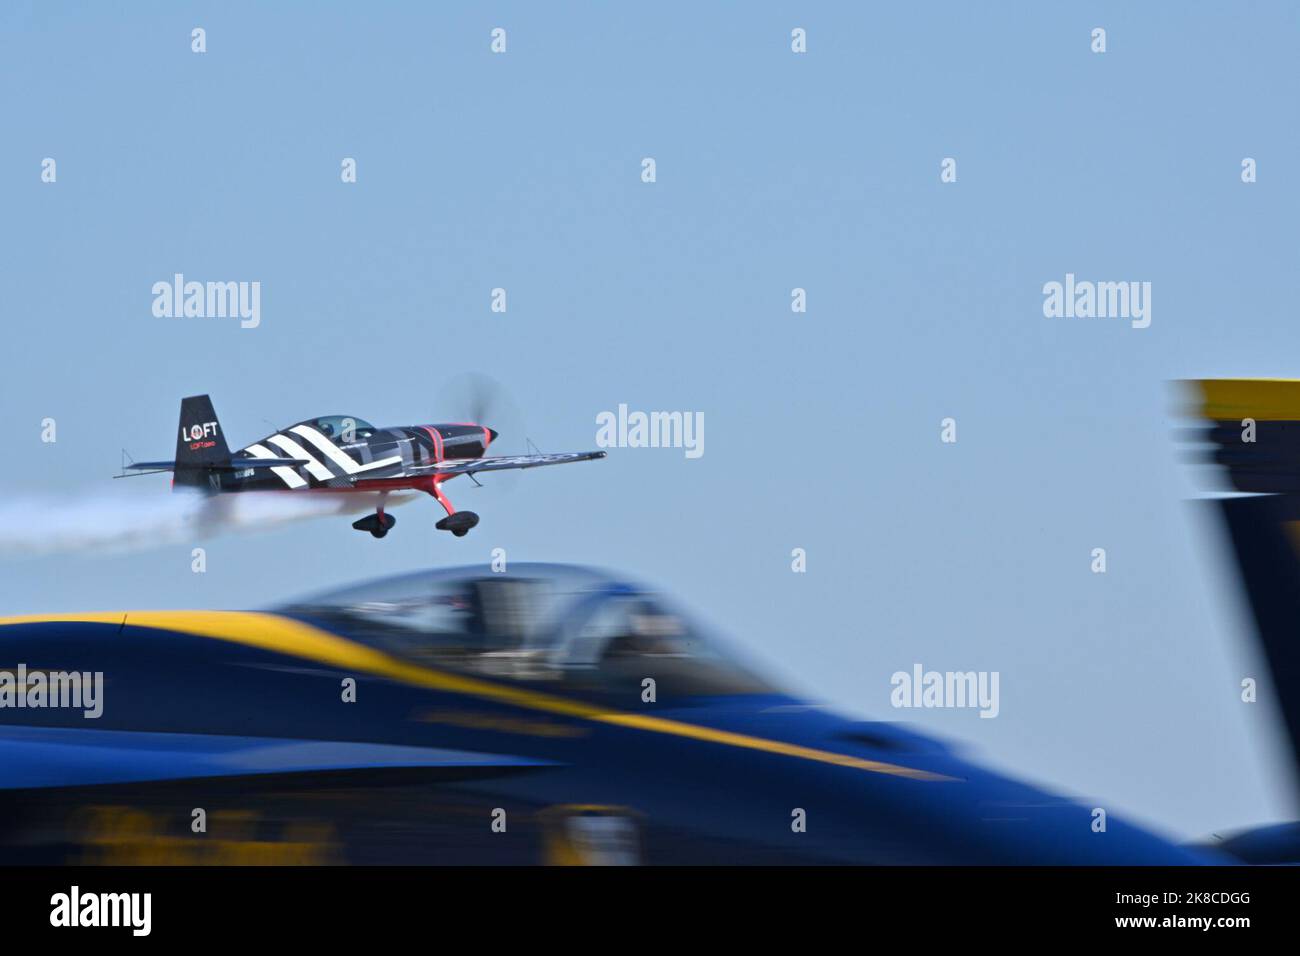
[173,394,231,491]
[1189,378,1300,790]
[1217,494,1300,783]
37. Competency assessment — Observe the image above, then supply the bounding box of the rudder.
[174,394,231,491]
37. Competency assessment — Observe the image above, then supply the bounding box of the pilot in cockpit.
[601,602,690,660]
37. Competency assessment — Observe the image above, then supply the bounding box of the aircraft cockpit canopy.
[297,415,376,440]
[275,563,774,695]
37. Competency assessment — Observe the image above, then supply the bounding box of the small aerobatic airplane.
[122,395,606,538]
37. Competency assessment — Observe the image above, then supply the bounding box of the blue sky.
[1,1,1298,840]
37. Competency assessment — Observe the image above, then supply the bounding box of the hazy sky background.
[1,1,1298,841]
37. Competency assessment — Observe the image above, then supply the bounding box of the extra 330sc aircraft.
[121,395,606,538]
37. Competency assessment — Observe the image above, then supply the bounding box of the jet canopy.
[274,563,774,696]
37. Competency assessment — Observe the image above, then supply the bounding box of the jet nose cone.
[487,428,499,444]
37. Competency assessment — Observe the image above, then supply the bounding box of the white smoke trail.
[0,489,418,556]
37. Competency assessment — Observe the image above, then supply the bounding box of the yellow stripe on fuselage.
[1194,378,1300,422]
[0,610,955,782]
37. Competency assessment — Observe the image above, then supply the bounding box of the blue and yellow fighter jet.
[0,378,1297,864]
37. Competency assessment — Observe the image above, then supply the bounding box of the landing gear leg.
[430,481,479,537]
[352,493,397,538]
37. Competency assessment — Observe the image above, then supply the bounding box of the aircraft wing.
[427,451,607,477]
[0,725,556,791]
[350,451,607,484]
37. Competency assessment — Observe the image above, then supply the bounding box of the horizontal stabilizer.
[228,456,310,469]
[123,457,309,473]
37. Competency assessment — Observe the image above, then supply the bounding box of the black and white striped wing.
[433,451,607,476]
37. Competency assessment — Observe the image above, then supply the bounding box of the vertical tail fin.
[173,394,231,491]
[1217,494,1300,781]
[1189,378,1300,788]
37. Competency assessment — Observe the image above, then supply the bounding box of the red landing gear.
[435,512,479,537]
[430,481,479,537]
